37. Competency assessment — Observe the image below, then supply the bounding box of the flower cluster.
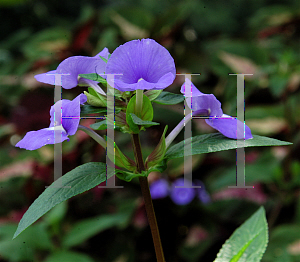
[150,178,211,205]
[16,38,252,152]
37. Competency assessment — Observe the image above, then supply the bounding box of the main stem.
[132,134,165,262]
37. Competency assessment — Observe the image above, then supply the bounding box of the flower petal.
[106,39,176,91]
[205,114,253,139]
[181,80,223,116]
[15,128,69,151]
[34,70,57,86]
[150,179,170,199]
[170,178,196,205]
[34,48,109,89]
[50,94,87,136]
[78,78,106,95]
[180,79,203,97]
[194,180,211,204]
[94,47,109,59]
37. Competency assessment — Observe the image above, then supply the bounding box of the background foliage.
[0,0,299,261]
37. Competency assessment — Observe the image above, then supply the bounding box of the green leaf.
[13,162,113,239]
[145,125,168,169]
[90,120,107,130]
[166,134,292,160]
[79,73,107,84]
[153,91,184,105]
[130,113,160,127]
[144,89,163,101]
[214,206,268,262]
[126,94,154,133]
[45,251,95,262]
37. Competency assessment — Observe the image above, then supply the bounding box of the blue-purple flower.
[105,38,176,92]
[170,178,196,205]
[35,48,109,95]
[149,178,170,199]
[181,80,252,140]
[150,177,210,205]
[15,94,87,150]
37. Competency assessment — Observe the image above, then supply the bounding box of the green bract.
[126,94,154,133]
[145,125,168,169]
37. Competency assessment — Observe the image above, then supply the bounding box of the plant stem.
[165,113,192,149]
[131,133,165,262]
[78,125,106,148]
[136,89,143,118]
[165,109,209,148]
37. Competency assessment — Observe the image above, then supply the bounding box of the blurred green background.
[0,0,300,261]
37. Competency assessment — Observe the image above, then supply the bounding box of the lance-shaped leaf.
[145,126,168,169]
[144,89,163,101]
[153,91,184,105]
[13,162,112,239]
[214,206,268,262]
[165,133,292,159]
[84,87,106,107]
[105,136,137,172]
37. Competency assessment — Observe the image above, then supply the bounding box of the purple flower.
[34,48,109,95]
[194,180,211,204]
[181,80,252,140]
[170,178,196,205]
[150,178,170,199]
[105,38,176,92]
[15,94,87,150]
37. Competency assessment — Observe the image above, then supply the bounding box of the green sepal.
[105,136,137,172]
[99,56,108,63]
[145,125,168,169]
[116,158,168,182]
[153,91,184,105]
[126,94,154,134]
[79,73,107,84]
[144,89,163,101]
[84,87,107,107]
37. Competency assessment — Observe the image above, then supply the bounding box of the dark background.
[0,0,299,261]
